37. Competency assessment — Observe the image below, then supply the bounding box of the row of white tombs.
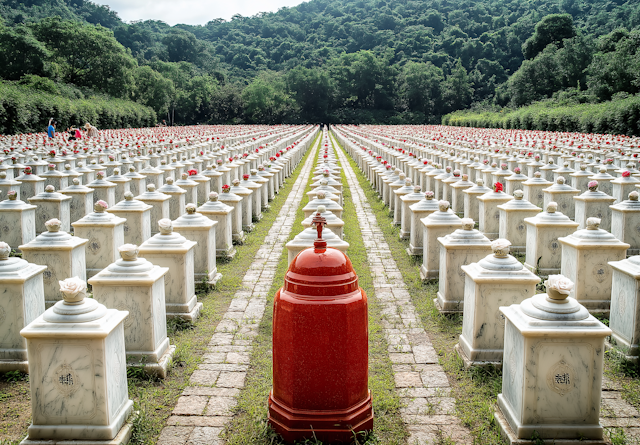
[2,125,639,443]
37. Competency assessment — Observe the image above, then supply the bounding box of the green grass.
[224,139,407,445]
[332,132,505,445]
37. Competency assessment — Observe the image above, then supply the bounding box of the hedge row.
[442,97,640,136]
[0,81,157,135]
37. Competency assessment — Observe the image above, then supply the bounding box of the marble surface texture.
[0,204,36,249]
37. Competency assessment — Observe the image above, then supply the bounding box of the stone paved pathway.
[156,138,319,445]
[331,134,473,445]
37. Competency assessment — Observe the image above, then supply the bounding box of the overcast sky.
[100,0,307,26]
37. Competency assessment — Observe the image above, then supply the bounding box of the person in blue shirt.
[47,119,56,138]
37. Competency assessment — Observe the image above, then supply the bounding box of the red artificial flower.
[494,182,504,192]
[243,174,249,180]
[623,171,631,177]
[188,169,198,176]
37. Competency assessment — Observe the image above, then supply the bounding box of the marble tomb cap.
[519,275,590,321]
[43,277,109,323]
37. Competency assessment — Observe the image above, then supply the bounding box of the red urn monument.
[268,213,374,442]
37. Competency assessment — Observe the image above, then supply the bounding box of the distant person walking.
[47,118,56,138]
[84,122,99,138]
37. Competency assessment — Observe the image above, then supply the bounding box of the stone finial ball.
[630,191,639,201]
[534,171,541,178]
[547,201,558,213]
[166,177,174,185]
[557,176,565,184]
[147,183,156,192]
[124,191,134,200]
[72,178,80,185]
[404,178,412,186]
[232,179,240,186]
[45,185,55,193]
[438,200,450,212]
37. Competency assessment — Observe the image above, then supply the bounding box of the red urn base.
[268,390,374,443]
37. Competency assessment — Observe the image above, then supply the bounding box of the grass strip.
[332,133,505,444]
[0,134,319,445]
[224,140,407,445]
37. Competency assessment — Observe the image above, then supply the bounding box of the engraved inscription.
[53,363,78,398]
[88,237,101,254]
[546,359,575,396]
[593,262,607,284]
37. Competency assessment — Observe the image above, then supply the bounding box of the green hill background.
[1,0,640,133]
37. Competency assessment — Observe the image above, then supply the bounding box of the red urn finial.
[312,212,327,250]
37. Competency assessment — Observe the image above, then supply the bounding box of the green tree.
[506,45,561,106]
[522,14,576,60]
[441,59,473,113]
[30,17,136,98]
[242,71,298,123]
[0,24,51,80]
[162,29,201,64]
[132,65,173,116]
[398,61,444,117]
[286,66,331,122]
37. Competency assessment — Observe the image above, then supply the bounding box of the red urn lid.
[285,213,358,297]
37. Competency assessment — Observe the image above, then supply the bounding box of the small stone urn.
[559,217,629,314]
[72,199,126,278]
[497,190,541,253]
[497,275,611,444]
[523,202,579,276]
[19,218,88,308]
[136,183,170,236]
[609,255,640,364]
[610,190,640,255]
[0,189,37,250]
[573,180,616,231]
[173,203,222,287]
[420,200,461,280]
[28,184,73,235]
[139,218,202,320]
[462,178,492,222]
[89,244,174,378]
[20,276,132,441]
[0,241,46,372]
[435,218,492,313]
[457,239,540,368]
[407,191,439,255]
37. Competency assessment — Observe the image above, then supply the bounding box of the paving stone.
[394,371,423,388]
[182,387,240,397]
[172,396,208,416]
[420,370,450,388]
[389,352,416,364]
[189,370,220,386]
[602,397,640,417]
[186,427,223,445]
[157,426,194,445]
[216,371,246,388]
[166,416,231,427]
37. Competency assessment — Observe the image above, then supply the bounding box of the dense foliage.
[0,80,156,134]
[1,0,640,131]
[443,95,640,135]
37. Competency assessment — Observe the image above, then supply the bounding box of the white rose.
[59,276,86,297]
[545,274,574,296]
[491,239,511,252]
[158,218,172,231]
[118,244,139,261]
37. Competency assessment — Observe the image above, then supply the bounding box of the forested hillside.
[1,0,640,132]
